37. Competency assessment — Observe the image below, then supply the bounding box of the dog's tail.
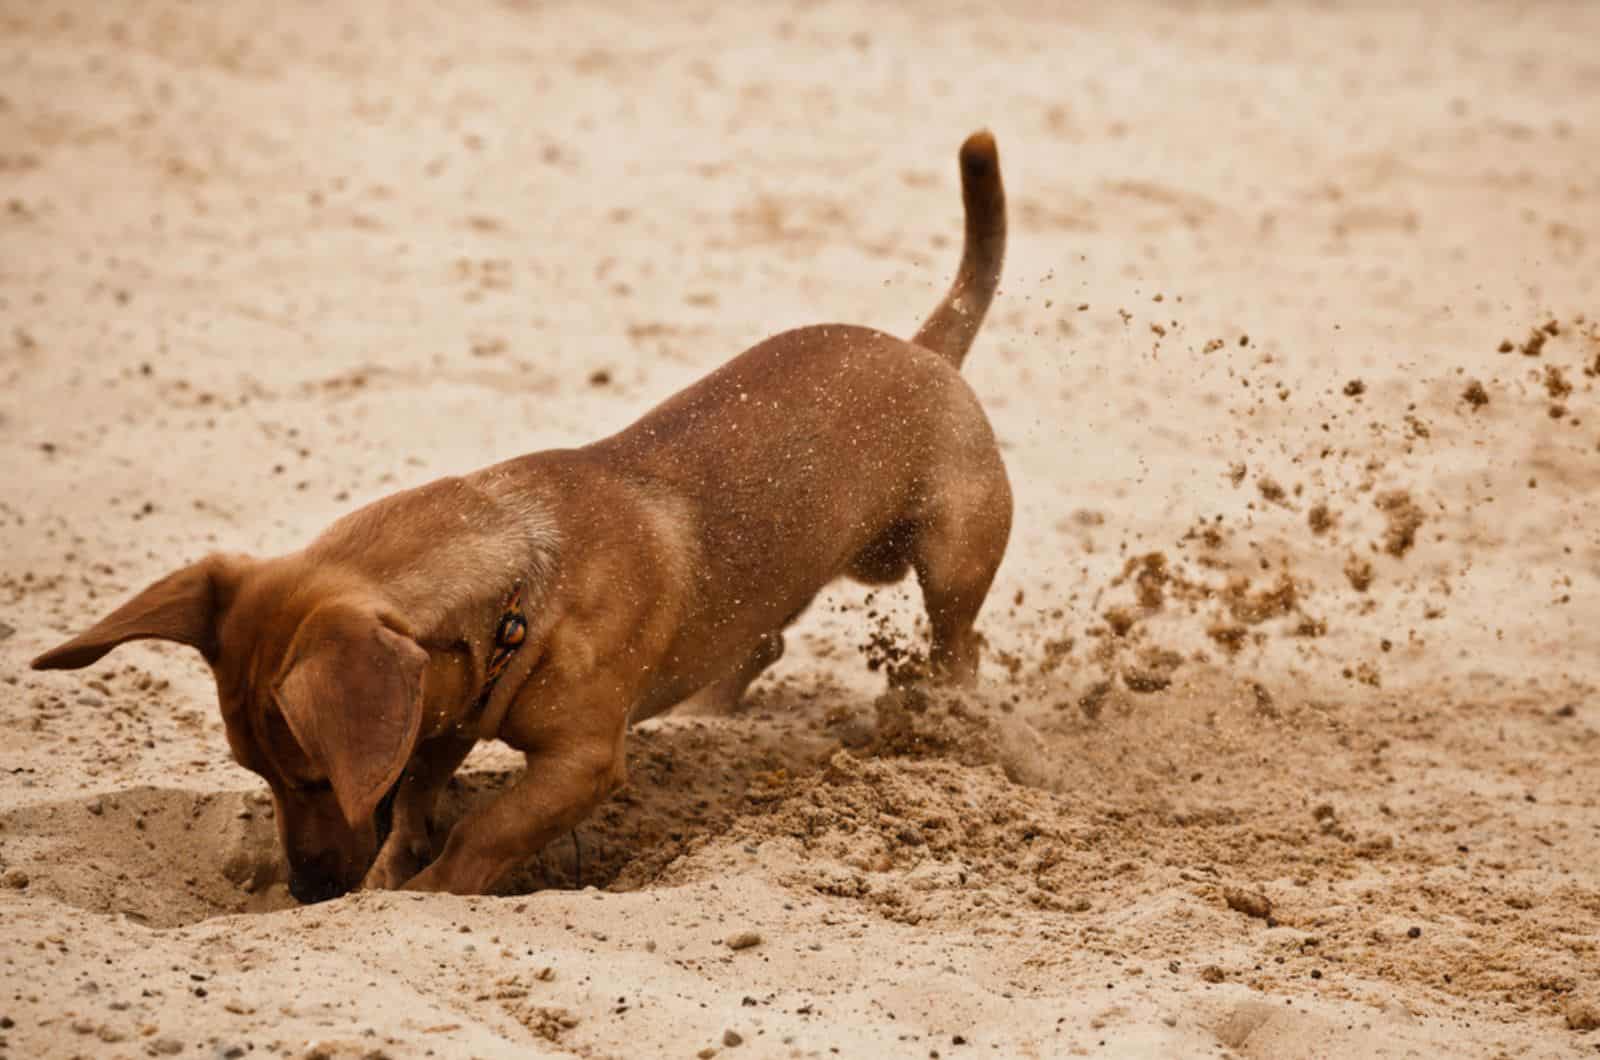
[911,129,1006,369]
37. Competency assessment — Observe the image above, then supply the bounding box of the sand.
[3,1,1599,1057]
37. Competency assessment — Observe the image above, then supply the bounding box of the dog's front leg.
[362,731,478,890]
[400,736,625,895]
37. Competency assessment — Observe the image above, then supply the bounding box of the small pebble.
[1565,992,1600,1031]
[1223,888,1272,921]
[153,1039,184,1055]
[3,868,28,889]
[723,1029,743,1047]
[725,931,762,951]
[1406,926,1422,939]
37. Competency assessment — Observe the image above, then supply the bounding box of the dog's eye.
[496,613,527,648]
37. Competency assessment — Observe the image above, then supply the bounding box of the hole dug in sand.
[0,681,1052,927]
[0,706,851,925]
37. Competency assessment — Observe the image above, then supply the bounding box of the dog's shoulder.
[306,472,561,633]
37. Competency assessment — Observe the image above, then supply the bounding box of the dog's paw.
[359,858,410,892]
[361,838,431,891]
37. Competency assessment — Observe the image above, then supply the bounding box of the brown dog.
[31,130,1011,901]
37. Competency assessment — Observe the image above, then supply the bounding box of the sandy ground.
[3,1,1600,1057]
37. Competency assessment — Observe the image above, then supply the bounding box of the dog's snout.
[287,866,350,905]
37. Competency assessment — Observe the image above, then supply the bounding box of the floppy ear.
[31,555,241,671]
[273,606,427,829]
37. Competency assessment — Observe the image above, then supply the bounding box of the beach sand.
[2,2,1598,1056]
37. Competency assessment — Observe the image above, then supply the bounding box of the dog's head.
[31,554,428,903]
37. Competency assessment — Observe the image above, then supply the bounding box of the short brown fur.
[32,130,1012,900]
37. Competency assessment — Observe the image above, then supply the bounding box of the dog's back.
[590,131,1012,697]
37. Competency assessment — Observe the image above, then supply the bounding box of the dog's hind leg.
[911,470,1012,686]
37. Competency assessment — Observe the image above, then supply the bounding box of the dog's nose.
[287,869,348,905]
